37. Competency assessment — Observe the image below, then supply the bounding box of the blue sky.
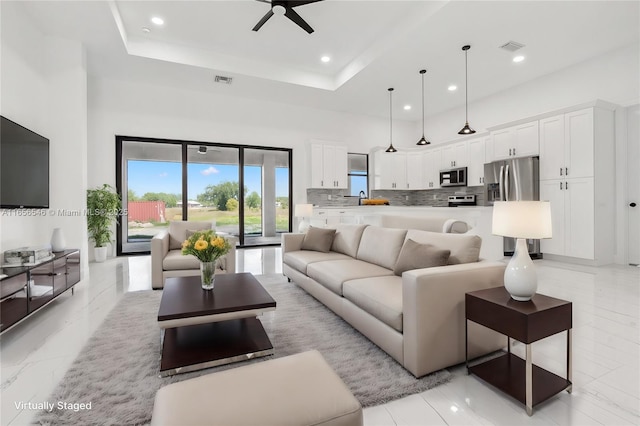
[127,160,289,199]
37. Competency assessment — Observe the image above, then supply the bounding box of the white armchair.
[151,221,237,289]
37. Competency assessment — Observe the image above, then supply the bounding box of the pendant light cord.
[389,88,393,144]
[464,49,469,122]
[421,72,425,136]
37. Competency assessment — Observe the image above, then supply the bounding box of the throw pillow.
[301,227,336,253]
[393,239,451,276]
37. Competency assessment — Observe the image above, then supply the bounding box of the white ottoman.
[151,350,363,426]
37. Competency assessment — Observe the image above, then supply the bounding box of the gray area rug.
[36,274,451,425]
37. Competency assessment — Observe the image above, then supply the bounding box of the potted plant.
[86,184,122,262]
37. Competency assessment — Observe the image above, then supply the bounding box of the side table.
[465,287,572,416]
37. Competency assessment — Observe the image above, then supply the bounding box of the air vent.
[499,41,525,52]
[214,75,233,84]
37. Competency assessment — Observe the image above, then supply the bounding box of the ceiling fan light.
[273,4,286,15]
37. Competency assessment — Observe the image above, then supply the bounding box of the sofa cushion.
[343,276,403,332]
[307,259,394,296]
[301,226,336,252]
[163,250,200,270]
[168,221,214,250]
[331,224,368,258]
[356,226,407,270]
[405,229,481,264]
[393,239,450,276]
[284,250,351,275]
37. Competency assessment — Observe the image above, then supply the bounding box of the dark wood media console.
[0,249,80,333]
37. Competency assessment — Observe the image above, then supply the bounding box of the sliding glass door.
[117,137,291,254]
[119,140,182,254]
[186,145,240,236]
[243,149,290,246]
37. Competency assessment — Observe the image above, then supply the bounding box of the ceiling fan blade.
[288,0,324,6]
[252,9,275,31]
[284,7,314,34]
[254,0,271,3]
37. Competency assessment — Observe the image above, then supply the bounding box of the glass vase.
[200,261,216,290]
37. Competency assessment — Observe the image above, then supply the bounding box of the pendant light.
[385,88,397,153]
[417,69,431,145]
[458,45,476,135]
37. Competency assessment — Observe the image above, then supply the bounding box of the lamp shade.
[294,204,313,218]
[492,201,552,239]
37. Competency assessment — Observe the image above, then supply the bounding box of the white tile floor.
[1,248,639,425]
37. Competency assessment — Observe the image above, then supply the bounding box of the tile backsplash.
[307,186,486,207]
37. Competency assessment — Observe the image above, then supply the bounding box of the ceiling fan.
[252,0,324,34]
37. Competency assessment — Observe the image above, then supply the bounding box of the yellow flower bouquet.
[182,230,232,289]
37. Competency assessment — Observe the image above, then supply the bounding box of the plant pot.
[94,246,108,263]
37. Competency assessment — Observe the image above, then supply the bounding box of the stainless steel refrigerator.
[484,156,541,258]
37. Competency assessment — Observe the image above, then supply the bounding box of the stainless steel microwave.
[439,167,467,187]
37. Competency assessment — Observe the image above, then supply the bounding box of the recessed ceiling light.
[151,16,164,26]
[403,105,411,111]
[142,27,151,33]
[321,56,331,63]
[448,85,457,91]
[513,55,525,63]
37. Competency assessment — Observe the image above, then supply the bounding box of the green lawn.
[164,207,289,232]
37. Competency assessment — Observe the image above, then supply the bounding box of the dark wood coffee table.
[157,273,276,376]
[465,287,572,416]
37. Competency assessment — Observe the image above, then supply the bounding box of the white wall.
[87,77,415,209]
[0,2,89,272]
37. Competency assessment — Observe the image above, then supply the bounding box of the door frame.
[115,135,293,255]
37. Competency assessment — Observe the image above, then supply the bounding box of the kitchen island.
[309,205,503,261]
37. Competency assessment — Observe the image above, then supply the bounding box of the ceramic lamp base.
[504,238,537,301]
[298,218,310,233]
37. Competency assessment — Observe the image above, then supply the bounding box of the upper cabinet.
[540,108,594,181]
[491,120,539,160]
[406,152,424,190]
[441,141,468,168]
[373,150,409,190]
[309,142,348,189]
[423,148,441,189]
[466,138,486,187]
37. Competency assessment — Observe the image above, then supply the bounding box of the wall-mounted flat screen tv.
[1,116,50,209]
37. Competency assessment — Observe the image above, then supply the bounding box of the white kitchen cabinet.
[467,138,486,187]
[539,104,614,265]
[441,141,468,169]
[311,208,356,227]
[540,108,595,181]
[308,142,348,189]
[423,148,441,189]
[540,177,594,260]
[484,135,494,163]
[373,150,407,190]
[491,121,539,160]
[406,152,424,189]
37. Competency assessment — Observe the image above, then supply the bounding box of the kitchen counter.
[309,205,502,261]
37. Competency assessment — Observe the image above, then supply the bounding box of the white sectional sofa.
[282,223,506,378]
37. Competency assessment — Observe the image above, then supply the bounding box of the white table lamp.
[294,204,313,233]
[492,201,552,301]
